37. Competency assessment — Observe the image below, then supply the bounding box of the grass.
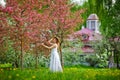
[0,66,120,80]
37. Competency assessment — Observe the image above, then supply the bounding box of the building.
[68,13,102,54]
[87,14,101,34]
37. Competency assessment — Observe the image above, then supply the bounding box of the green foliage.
[38,55,49,67]
[87,0,120,37]
[86,0,120,68]
[63,49,82,66]
[70,2,90,30]
[23,53,36,68]
[93,38,120,68]
[85,55,99,67]
[0,40,49,68]
[38,5,49,13]
[0,40,18,65]
[63,40,108,68]
[0,63,12,69]
[0,67,120,80]
[85,54,108,68]
[23,53,49,68]
[62,40,83,66]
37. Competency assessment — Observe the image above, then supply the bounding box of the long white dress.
[49,44,63,72]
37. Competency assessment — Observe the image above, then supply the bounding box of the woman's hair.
[53,36,60,44]
[53,37,61,52]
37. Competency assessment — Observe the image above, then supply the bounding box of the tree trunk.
[59,43,64,67]
[35,47,38,69]
[116,52,119,69]
[35,54,38,69]
[14,49,19,68]
[108,52,114,68]
[20,39,23,69]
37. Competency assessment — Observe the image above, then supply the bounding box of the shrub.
[0,40,19,67]
[85,54,108,68]
[0,63,12,69]
[23,53,49,68]
[85,55,99,67]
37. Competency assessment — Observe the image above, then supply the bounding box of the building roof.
[73,28,102,41]
[87,14,99,20]
[89,33,102,41]
[74,28,93,36]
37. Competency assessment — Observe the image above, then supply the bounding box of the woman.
[42,37,63,72]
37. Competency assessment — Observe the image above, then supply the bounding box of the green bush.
[0,40,19,67]
[85,54,108,68]
[23,53,49,68]
[62,40,83,67]
[63,40,89,67]
[85,55,99,67]
[63,50,82,66]
[0,63,12,69]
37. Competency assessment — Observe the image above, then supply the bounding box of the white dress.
[49,44,63,72]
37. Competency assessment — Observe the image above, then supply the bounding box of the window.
[91,21,95,31]
[87,21,89,28]
[82,34,89,40]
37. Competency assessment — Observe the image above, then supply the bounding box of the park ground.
[0,66,120,80]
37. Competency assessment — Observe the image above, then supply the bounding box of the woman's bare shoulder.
[52,43,57,47]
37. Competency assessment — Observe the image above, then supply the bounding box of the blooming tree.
[0,0,50,69]
[0,0,84,68]
[41,0,84,66]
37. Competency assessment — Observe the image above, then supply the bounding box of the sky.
[71,0,116,5]
[112,0,116,4]
[71,0,88,5]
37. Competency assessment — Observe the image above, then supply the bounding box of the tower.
[86,14,100,33]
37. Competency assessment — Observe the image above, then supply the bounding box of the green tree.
[88,0,120,68]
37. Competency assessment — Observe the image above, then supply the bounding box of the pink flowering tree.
[0,0,84,68]
[41,0,84,66]
[0,0,50,69]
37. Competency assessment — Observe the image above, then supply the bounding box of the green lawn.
[0,67,120,80]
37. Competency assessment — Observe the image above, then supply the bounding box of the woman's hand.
[41,43,44,46]
[48,38,53,43]
[41,43,56,49]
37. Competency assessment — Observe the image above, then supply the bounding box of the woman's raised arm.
[42,43,56,49]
